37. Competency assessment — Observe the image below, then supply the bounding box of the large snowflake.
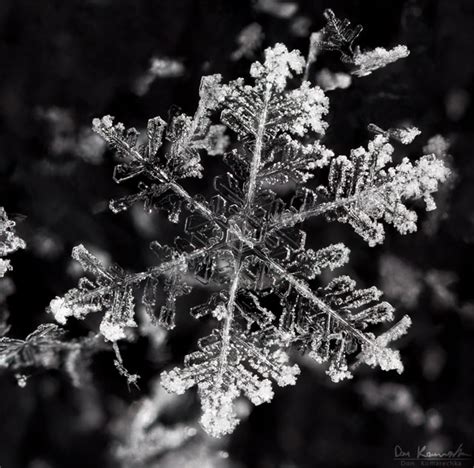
[48,11,449,437]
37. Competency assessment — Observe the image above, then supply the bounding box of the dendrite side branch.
[251,248,375,347]
[265,183,396,236]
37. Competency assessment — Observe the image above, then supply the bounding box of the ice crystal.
[0,324,65,369]
[0,208,23,341]
[0,215,109,384]
[48,12,450,437]
[309,9,410,78]
[255,0,298,19]
[0,259,9,279]
[351,45,410,77]
[368,123,422,144]
[0,208,25,277]
[231,23,264,61]
[50,244,138,341]
[0,322,103,386]
[134,57,185,96]
[114,380,197,466]
[249,44,306,92]
[317,8,363,59]
[315,69,352,91]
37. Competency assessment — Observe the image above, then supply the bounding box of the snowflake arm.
[0,208,26,277]
[49,242,223,339]
[350,45,410,77]
[161,326,299,437]
[270,131,450,246]
[254,250,408,381]
[92,75,227,218]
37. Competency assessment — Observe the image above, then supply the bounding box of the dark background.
[0,0,473,467]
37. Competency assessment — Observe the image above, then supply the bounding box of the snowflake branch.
[245,88,271,210]
[252,248,372,346]
[51,243,221,316]
[215,250,243,389]
[268,193,364,232]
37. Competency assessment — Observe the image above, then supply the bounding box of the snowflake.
[46,14,449,437]
[307,9,410,78]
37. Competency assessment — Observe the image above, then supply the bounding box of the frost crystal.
[49,244,137,341]
[351,45,410,77]
[0,208,25,277]
[369,123,421,144]
[0,260,10,279]
[0,322,103,386]
[309,10,410,78]
[312,133,450,246]
[48,11,450,437]
[249,43,305,92]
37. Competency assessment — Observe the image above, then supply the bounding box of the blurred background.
[0,0,473,467]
